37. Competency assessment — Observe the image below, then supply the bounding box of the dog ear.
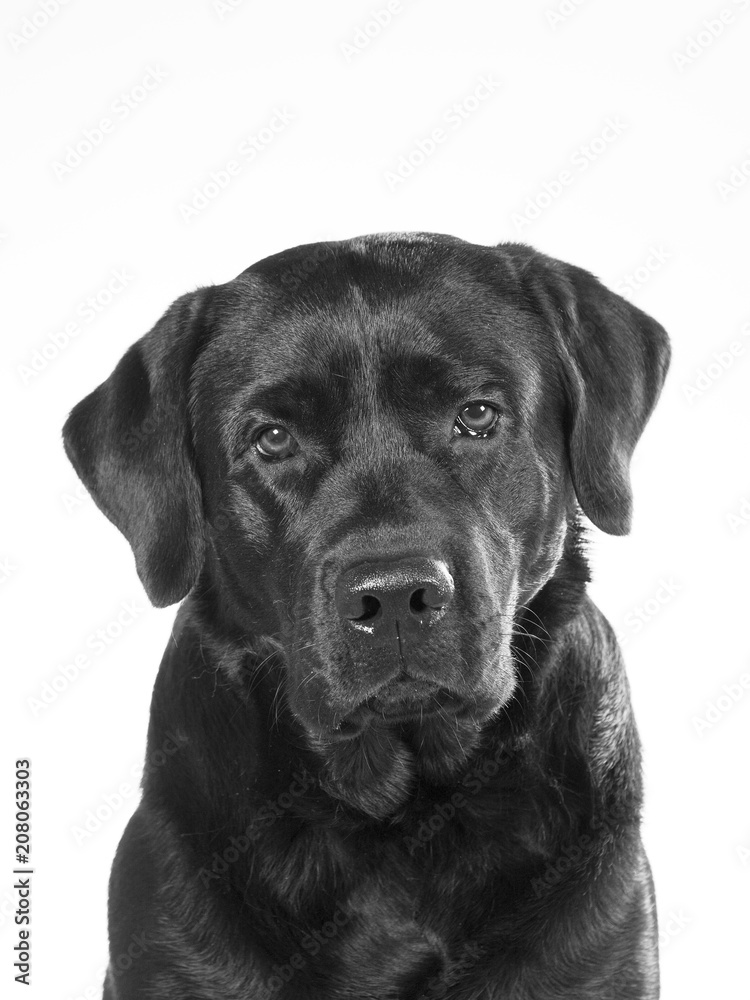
[506,248,670,535]
[63,289,213,607]
[554,263,670,534]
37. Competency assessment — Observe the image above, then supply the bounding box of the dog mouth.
[337,676,464,731]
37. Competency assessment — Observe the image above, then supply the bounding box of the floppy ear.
[506,247,670,535]
[556,265,670,534]
[63,289,212,607]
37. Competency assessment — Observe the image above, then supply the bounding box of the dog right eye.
[254,426,299,460]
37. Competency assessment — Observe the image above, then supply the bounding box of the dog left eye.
[254,426,299,459]
[453,403,500,438]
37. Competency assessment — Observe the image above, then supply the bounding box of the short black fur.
[63,233,669,999]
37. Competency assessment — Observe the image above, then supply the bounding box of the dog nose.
[335,558,454,640]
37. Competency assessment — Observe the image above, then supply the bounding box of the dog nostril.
[409,588,428,614]
[353,594,381,622]
[410,581,450,616]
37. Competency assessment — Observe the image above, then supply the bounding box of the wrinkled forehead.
[191,247,559,442]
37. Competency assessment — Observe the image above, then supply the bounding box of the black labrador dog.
[64,233,669,999]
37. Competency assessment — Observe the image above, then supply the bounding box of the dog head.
[64,234,669,811]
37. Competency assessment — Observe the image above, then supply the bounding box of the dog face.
[190,240,573,737]
[64,234,669,787]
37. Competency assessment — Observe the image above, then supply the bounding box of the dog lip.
[343,679,464,725]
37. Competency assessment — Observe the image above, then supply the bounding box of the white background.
[2,1,749,997]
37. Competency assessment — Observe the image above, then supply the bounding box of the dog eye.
[254,426,299,460]
[454,403,500,438]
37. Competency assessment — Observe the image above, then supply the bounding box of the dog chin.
[309,706,500,819]
[302,669,516,820]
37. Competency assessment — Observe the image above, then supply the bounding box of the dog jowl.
[64,233,669,999]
